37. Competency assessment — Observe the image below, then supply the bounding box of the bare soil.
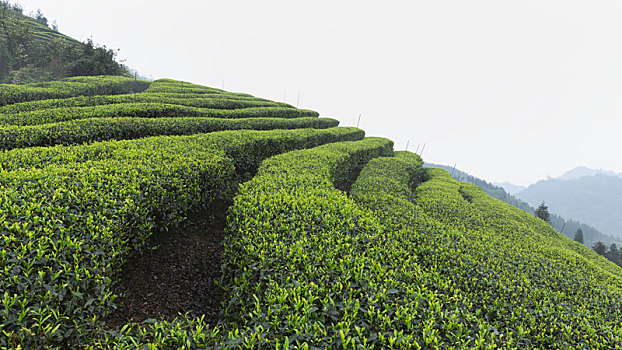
[105,203,228,328]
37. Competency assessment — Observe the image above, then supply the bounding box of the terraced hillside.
[0,4,78,45]
[0,2,127,83]
[1,76,622,349]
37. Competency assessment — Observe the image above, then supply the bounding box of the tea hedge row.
[0,117,339,151]
[92,137,393,349]
[217,150,439,349]
[144,86,235,95]
[155,137,389,349]
[143,79,269,100]
[0,127,364,349]
[145,78,225,93]
[0,103,319,127]
[349,155,622,348]
[143,92,273,101]
[0,93,292,114]
[144,79,253,97]
[0,125,363,177]
[0,76,150,106]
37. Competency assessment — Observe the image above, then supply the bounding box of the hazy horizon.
[11,0,622,186]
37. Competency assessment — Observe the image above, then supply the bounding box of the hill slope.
[1,76,622,348]
[0,1,127,83]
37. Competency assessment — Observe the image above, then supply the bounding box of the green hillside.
[1,76,622,349]
[0,2,127,83]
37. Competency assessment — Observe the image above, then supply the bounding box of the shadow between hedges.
[104,138,382,330]
[105,199,230,328]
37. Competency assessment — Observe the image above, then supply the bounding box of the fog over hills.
[515,168,622,238]
[557,166,622,181]
[425,162,621,246]
[493,182,525,195]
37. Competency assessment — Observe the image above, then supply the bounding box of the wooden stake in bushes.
[419,143,426,157]
[415,144,420,154]
[451,163,457,177]
[296,93,301,108]
[356,114,361,128]
[405,139,410,151]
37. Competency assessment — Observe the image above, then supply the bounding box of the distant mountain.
[0,2,128,83]
[425,162,621,246]
[493,182,526,195]
[515,174,622,237]
[557,166,622,181]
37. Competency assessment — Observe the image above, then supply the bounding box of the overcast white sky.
[12,0,622,185]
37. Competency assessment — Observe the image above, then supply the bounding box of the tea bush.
[0,93,291,114]
[0,116,338,150]
[348,153,622,348]
[0,127,362,348]
[4,75,622,349]
[143,78,248,96]
[215,138,395,348]
[0,103,319,126]
[0,76,150,106]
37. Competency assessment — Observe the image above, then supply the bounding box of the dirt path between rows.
[105,202,228,328]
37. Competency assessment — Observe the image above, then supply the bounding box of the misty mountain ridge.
[493,182,526,195]
[496,166,621,194]
[424,162,620,246]
[516,171,622,238]
[557,166,622,181]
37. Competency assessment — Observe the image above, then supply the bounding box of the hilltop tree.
[574,228,584,244]
[592,241,607,256]
[68,38,125,76]
[534,201,550,224]
[33,9,47,27]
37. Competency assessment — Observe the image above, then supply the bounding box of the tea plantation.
[1,76,622,349]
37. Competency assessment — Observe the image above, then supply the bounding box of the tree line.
[591,241,622,266]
